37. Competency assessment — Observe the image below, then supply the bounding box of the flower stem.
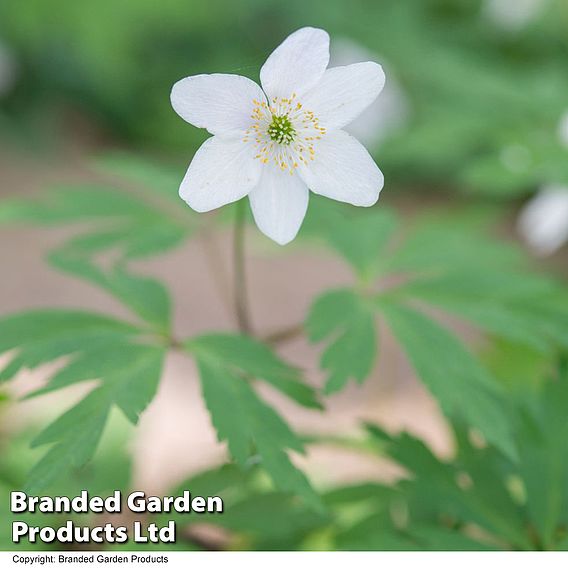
[233,199,252,334]
[263,323,304,345]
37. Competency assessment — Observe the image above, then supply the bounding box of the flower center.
[267,114,296,145]
[243,94,327,175]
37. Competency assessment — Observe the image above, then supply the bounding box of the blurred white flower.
[483,0,547,31]
[330,38,409,147]
[171,27,385,245]
[0,40,16,96]
[518,185,568,255]
[518,111,568,255]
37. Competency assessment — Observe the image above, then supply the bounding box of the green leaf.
[302,200,398,279]
[386,219,523,275]
[26,344,164,492]
[93,152,184,202]
[188,334,321,409]
[379,302,515,460]
[0,183,189,260]
[335,512,419,551]
[420,300,550,352]
[306,289,376,394]
[0,184,152,225]
[49,248,170,331]
[366,424,530,549]
[191,353,320,510]
[210,492,328,541]
[327,210,398,278]
[0,309,164,492]
[409,524,496,551]
[0,310,139,382]
[27,391,110,493]
[517,369,568,549]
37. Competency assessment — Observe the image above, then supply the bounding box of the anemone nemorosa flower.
[171,27,385,244]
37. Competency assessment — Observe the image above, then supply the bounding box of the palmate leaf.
[302,197,398,280]
[305,205,568,461]
[380,213,525,276]
[0,178,190,284]
[0,310,139,382]
[517,364,568,549]
[0,162,194,335]
[306,289,376,394]
[379,303,515,460]
[393,268,568,353]
[188,334,321,409]
[155,465,328,551]
[185,335,322,510]
[305,287,516,459]
[209,492,328,544]
[335,511,420,551]
[366,424,531,550]
[363,365,568,553]
[25,344,164,493]
[0,310,165,492]
[49,245,171,332]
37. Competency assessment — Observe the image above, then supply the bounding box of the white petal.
[260,27,330,100]
[299,130,384,206]
[517,185,568,255]
[171,74,266,136]
[179,136,261,212]
[249,168,309,245]
[301,62,385,131]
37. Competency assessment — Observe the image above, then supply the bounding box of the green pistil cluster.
[268,114,296,145]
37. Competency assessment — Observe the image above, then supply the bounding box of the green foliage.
[353,366,568,551]
[516,364,568,549]
[4,168,565,507]
[0,414,133,550]
[0,0,567,551]
[0,310,139,382]
[49,247,171,331]
[0,155,327,507]
[304,203,398,280]
[0,152,199,317]
[186,335,322,510]
[306,289,376,394]
[188,334,321,409]
[0,163,194,330]
[380,303,515,460]
[305,204,568,457]
[2,0,567,195]
[0,310,164,492]
[163,362,568,551]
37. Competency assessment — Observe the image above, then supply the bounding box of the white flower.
[518,185,568,255]
[171,27,385,245]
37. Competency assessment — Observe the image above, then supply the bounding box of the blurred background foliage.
[1,0,568,552]
[1,0,567,195]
